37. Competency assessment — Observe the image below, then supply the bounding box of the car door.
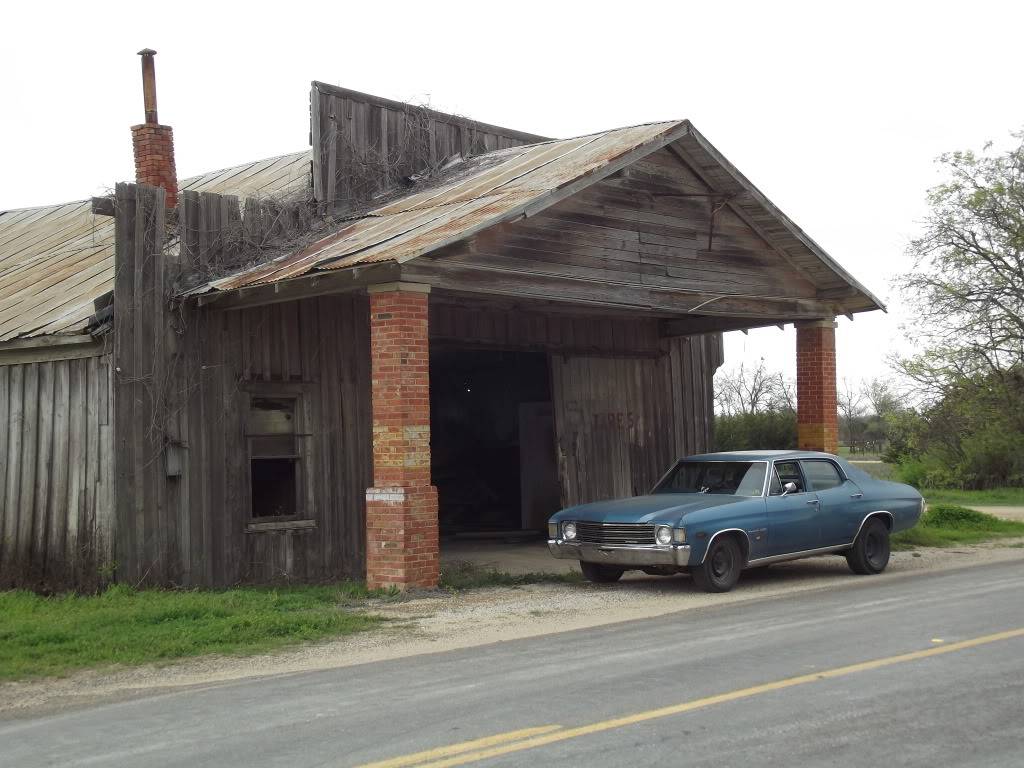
[763,460,822,555]
[802,458,864,546]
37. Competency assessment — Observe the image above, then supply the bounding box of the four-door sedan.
[548,451,924,592]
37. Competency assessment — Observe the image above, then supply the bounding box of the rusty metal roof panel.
[0,151,311,341]
[202,122,687,293]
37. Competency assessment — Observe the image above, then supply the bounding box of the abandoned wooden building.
[0,51,883,590]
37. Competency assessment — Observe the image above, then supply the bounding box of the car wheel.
[846,518,891,575]
[692,535,743,593]
[580,561,624,583]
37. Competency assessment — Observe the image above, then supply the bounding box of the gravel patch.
[2,541,1021,719]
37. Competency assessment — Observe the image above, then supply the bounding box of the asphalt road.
[3,561,1023,768]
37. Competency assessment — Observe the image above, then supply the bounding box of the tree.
[714,360,793,416]
[890,129,1024,486]
[838,379,867,452]
[896,130,1024,397]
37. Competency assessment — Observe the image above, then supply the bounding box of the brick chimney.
[131,49,178,207]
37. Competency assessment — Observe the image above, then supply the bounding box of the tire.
[692,535,743,593]
[846,518,891,575]
[580,561,624,583]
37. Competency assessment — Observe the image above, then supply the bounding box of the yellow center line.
[355,725,563,768]
[355,626,1024,768]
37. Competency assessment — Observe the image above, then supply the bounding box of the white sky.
[2,0,1021,383]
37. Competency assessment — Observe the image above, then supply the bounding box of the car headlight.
[656,525,673,545]
[562,521,577,541]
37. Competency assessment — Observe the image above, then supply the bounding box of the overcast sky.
[2,1,1021,384]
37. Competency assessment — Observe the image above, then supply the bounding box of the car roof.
[682,450,840,462]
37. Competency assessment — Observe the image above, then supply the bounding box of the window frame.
[242,384,315,525]
[798,458,847,492]
[768,459,810,496]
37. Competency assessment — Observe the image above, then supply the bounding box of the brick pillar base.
[365,283,439,590]
[796,318,839,453]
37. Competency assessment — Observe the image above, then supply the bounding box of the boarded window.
[247,396,301,518]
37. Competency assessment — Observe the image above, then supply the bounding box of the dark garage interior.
[430,348,562,534]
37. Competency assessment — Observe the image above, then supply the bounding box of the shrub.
[714,411,797,451]
[922,505,998,529]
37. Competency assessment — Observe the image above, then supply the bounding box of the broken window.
[247,396,301,518]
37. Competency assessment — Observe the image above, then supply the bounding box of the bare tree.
[838,378,868,451]
[715,361,792,416]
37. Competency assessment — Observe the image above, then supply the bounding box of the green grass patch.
[0,583,390,681]
[439,561,582,591]
[921,487,1024,506]
[891,504,1024,550]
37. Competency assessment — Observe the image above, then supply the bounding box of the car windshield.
[653,461,767,496]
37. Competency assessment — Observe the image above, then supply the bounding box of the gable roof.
[188,121,884,315]
[0,151,310,341]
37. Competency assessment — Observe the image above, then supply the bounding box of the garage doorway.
[431,348,561,534]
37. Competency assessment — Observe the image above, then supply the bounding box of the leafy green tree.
[891,130,1024,488]
[897,130,1024,395]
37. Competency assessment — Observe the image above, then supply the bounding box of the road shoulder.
[2,541,1021,720]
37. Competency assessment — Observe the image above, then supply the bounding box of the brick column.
[796,318,838,453]
[365,283,439,589]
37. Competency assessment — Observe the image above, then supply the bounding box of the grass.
[439,561,582,590]
[921,487,1024,506]
[0,582,391,681]
[892,504,1024,550]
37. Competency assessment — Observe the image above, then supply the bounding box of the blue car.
[548,450,924,592]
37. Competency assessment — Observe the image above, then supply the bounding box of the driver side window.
[770,461,804,495]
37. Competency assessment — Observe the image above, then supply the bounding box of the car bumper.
[548,540,693,568]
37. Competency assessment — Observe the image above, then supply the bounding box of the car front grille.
[575,522,656,545]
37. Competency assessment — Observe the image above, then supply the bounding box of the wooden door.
[518,402,562,530]
[549,355,677,508]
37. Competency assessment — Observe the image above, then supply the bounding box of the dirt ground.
[1,539,1021,720]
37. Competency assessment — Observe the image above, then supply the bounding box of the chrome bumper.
[548,540,692,568]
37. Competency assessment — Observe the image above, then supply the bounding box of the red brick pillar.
[796,318,838,453]
[365,283,439,589]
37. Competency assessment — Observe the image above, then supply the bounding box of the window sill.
[245,519,317,533]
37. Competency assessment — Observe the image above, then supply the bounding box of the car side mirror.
[781,482,798,497]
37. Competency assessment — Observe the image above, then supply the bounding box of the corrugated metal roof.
[0,151,310,341]
[190,123,883,315]
[197,122,685,291]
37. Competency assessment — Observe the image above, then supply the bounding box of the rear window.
[654,461,767,496]
[802,460,844,491]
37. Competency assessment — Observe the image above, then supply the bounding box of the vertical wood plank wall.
[550,334,722,508]
[310,82,544,211]
[0,354,114,590]
[180,296,373,586]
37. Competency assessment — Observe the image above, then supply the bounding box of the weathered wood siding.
[550,334,721,508]
[113,184,372,587]
[430,303,663,357]
[311,82,545,212]
[433,148,819,310]
[0,353,114,590]
[180,297,373,586]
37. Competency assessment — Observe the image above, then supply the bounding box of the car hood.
[553,494,750,525]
